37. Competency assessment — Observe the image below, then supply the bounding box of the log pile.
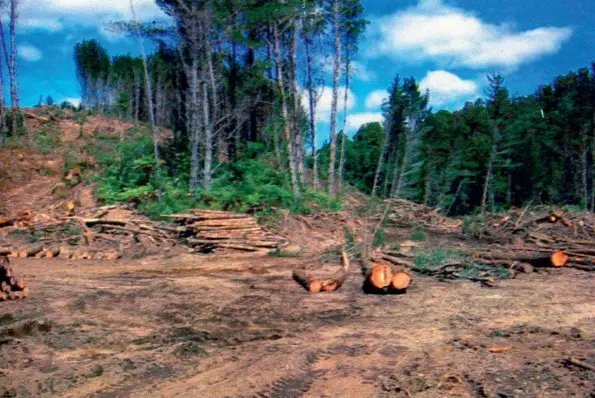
[0,256,29,301]
[164,210,286,253]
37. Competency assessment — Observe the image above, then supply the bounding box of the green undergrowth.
[88,128,341,219]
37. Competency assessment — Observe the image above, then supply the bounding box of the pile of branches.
[385,199,463,233]
[467,207,595,272]
[0,255,28,301]
[0,204,179,260]
[164,209,287,253]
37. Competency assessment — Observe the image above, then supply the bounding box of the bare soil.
[1,251,593,397]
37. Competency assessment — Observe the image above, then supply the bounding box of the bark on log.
[292,271,323,293]
[479,250,568,268]
[18,245,43,258]
[45,247,60,258]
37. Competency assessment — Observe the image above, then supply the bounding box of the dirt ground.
[1,251,594,398]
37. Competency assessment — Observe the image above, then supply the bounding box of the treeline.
[332,65,595,215]
[73,0,366,198]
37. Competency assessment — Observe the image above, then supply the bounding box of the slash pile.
[0,256,29,301]
[164,209,286,253]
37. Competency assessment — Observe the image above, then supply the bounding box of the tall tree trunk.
[581,141,588,209]
[202,15,216,191]
[338,53,351,196]
[327,0,341,195]
[130,0,161,195]
[290,26,305,186]
[188,61,201,193]
[372,132,389,197]
[5,1,19,138]
[305,37,319,189]
[393,135,408,198]
[481,141,496,214]
[134,71,140,122]
[0,25,6,146]
[202,81,212,190]
[273,23,300,198]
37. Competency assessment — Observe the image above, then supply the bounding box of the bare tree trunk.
[305,37,319,189]
[481,142,496,214]
[289,25,305,186]
[201,81,212,190]
[393,135,408,198]
[327,0,341,195]
[0,21,6,146]
[130,0,161,196]
[155,74,163,125]
[189,61,201,193]
[4,1,19,138]
[372,132,389,197]
[202,14,216,191]
[134,71,140,122]
[338,53,351,196]
[582,141,588,209]
[591,128,595,212]
[273,23,300,198]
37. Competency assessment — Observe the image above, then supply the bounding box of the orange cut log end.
[551,251,568,267]
[391,271,412,291]
[308,278,323,293]
[370,263,393,289]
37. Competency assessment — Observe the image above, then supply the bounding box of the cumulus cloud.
[365,90,388,110]
[302,86,357,122]
[18,45,42,62]
[369,0,572,69]
[346,113,384,132]
[420,70,479,107]
[20,0,167,38]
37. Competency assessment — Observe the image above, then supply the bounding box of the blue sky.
[8,0,595,141]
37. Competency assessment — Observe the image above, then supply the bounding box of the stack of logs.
[0,255,29,301]
[292,250,350,293]
[164,210,286,253]
[1,244,122,261]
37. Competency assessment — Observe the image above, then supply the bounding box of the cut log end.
[391,271,412,291]
[369,263,393,289]
[551,251,568,267]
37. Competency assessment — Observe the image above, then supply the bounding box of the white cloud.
[302,86,357,122]
[20,0,168,39]
[346,112,384,132]
[365,90,387,110]
[370,0,572,69]
[419,70,479,107]
[18,45,42,62]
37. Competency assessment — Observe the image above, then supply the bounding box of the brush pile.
[0,255,29,301]
[0,204,179,260]
[385,199,463,233]
[163,209,286,253]
[466,207,595,271]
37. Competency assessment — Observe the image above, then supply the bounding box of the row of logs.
[0,256,29,301]
[1,245,122,261]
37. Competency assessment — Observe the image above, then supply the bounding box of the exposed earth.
[1,111,594,397]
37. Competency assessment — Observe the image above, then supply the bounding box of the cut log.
[18,245,43,258]
[23,111,50,123]
[0,248,12,256]
[479,250,568,268]
[45,247,60,258]
[292,271,323,293]
[0,292,7,301]
[390,271,412,292]
[105,252,122,261]
[35,251,45,259]
[1,281,10,293]
[368,263,393,290]
[59,246,73,259]
[0,218,15,228]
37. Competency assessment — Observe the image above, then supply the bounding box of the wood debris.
[0,256,29,301]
